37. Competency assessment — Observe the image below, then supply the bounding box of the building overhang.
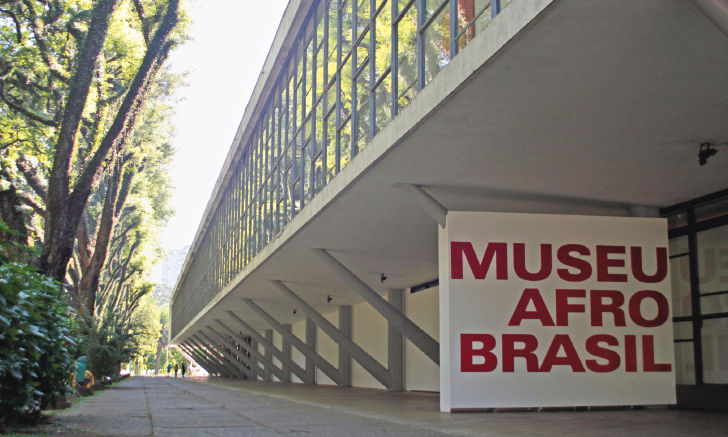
[172,0,728,344]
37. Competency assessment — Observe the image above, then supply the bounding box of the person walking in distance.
[174,363,178,378]
[166,363,172,377]
[181,362,186,378]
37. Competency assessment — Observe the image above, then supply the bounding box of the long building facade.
[171,0,728,411]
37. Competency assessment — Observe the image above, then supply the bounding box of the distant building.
[161,245,190,286]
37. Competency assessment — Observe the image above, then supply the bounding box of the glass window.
[325,114,336,181]
[357,0,370,35]
[697,226,728,296]
[328,0,339,61]
[375,72,392,133]
[374,3,391,81]
[355,64,370,152]
[674,341,696,385]
[356,29,370,70]
[339,119,351,170]
[701,318,728,383]
[340,59,353,124]
[341,0,353,59]
[674,321,692,341]
[457,0,491,50]
[696,197,728,222]
[670,238,692,318]
[423,2,451,86]
[396,4,417,112]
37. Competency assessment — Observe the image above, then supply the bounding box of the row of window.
[172,0,513,335]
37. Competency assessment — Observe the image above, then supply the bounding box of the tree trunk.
[78,163,135,318]
[41,0,180,282]
[42,0,120,281]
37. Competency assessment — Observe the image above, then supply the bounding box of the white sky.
[161,0,289,252]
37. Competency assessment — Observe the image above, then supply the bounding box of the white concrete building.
[171,0,728,412]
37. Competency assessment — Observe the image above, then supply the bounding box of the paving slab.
[51,376,728,437]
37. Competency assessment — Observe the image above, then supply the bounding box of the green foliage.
[0,223,77,425]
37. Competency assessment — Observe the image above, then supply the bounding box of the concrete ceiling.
[174,0,728,343]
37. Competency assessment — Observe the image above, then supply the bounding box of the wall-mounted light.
[381,274,388,283]
[293,309,297,315]
[327,295,333,303]
[699,142,718,166]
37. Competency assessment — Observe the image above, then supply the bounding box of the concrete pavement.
[52,376,728,436]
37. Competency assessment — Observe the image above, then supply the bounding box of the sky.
[161,0,289,252]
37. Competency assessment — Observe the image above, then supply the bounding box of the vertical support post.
[687,206,704,385]
[282,323,293,382]
[251,336,259,380]
[305,317,317,384]
[388,289,405,391]
[493,0,501,17]
[450,0,459,58]
[339,306,352,387]
[264,329,274,381]
[416,0,425,92]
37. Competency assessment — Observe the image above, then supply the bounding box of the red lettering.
[642,335,672,372]
[540,335,585,372]
[460,334,498,372]
[508,289,555,326]
[625,335,637,372]
[585,335,620,372]
[557,244,592,282]
[556,289,586,326]
[590,289,626,327]
[451,242,508,280]
[631,247,668,283]
[502,334,540,372]
[514,243,552,281]
[596,246,628,282]
[629,290,669,327]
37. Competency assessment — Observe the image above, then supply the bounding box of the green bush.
[0,226,78,426]
[83,315,143,381]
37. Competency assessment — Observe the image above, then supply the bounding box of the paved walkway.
[52,376,728,437]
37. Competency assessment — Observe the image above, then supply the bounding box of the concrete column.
[305,317,317,384]
[187,338,235,378]
[180,343,218,376]
[269,282,393,389]
[388,290,405,392]
[250,337,259,380]
[264,329,274,380]
[339,306,352,387]
[204,328,264,379]
[281,324,292,382]
[191,334,245,378]
[212,322,288,381]
[313,250,440,365]
[237,303,345,385]
[219,317,307,382]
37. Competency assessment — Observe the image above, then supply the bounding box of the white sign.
[438,212,676,412]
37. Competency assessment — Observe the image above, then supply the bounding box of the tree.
[0,0,187,286]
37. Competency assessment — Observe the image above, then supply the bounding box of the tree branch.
[0,80,59,127]
[15,155,48,201]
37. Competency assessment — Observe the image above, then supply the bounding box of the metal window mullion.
[351,0,358,157]
[492,0,501,16]
[450,0,458,58]
[369,0,376,140]
[416,0,425,92]
[687,206,704,385]
[391,0,398,118]
[336,0,343,173]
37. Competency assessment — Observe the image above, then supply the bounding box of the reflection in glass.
[702,318,728,383]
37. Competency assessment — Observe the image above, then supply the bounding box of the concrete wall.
[352,300,389,389]
[317,312,339,385]
[405,286,440,392]
[291,320,307,383]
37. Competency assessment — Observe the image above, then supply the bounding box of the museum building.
[170,0,728,411]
